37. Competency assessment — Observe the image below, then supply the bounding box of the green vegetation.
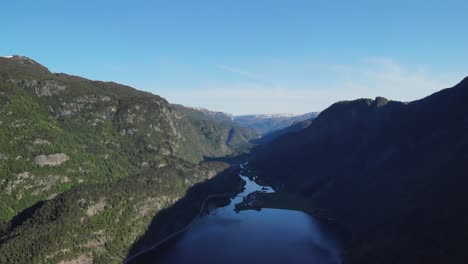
[0,162,232,264]
[0,56,255,263]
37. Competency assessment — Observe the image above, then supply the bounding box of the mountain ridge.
[250,76,468,263]
[234,112,318,135]
[0,56,255,263]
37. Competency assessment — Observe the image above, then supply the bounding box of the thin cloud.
[216,64,268,82]
[159,57,465,115]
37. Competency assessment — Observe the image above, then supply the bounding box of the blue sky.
[2,0,467,114]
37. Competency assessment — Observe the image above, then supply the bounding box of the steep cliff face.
[0,56,256,221]
[251,78,468,263]
[0,56,252,263]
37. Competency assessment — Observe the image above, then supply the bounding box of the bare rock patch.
[58,254,93,264]
[86,198,107,216]
[33,153,69,166]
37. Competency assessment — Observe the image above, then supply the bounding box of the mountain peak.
[373,96,388,107]
[0,55,51,76]
[2,55,35,62]
[1,55,44,66]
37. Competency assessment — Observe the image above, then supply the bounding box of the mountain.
[250,78,468,263]
[172,104,258,150]
[174,105,234,123]
[172,106,317,139]
[254,118,314,144]
[0,56,254,263]
[233,112,318,135]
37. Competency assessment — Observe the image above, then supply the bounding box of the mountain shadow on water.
[125,165,243,262]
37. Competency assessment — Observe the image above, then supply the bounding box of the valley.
[3,2,467,263]
[0,55,467,264]
[127,164,342,264]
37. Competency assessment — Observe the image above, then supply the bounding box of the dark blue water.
[141,165,342,264]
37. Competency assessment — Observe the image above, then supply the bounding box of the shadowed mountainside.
[254,118,314,144]
[250,77,468,263]
[125,165,243,262]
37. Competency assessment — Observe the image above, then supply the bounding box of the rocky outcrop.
[75,95,111,103]
[33,153,70,166]
[11,79,67,97]
[86,198,107,216]
[58,254,93,264]
[0,152,8,160]
[4,172,33,195]
[31,175,70,195]
[82,230,107,249]
[2,172,70,198]
[33,139,51,145]
[53,102,84,116]
[50,95,117,119]
[120,127,138,135]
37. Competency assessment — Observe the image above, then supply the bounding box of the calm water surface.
[138,164,342,264]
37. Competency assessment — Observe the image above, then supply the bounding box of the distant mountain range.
[178,105,319,137]
[179,105,234,123]
[250,77,468,263]
[233,112,318,135]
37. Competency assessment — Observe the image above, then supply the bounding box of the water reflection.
[149,166,342,264]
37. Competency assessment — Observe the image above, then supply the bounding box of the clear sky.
[2,0,467,115]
